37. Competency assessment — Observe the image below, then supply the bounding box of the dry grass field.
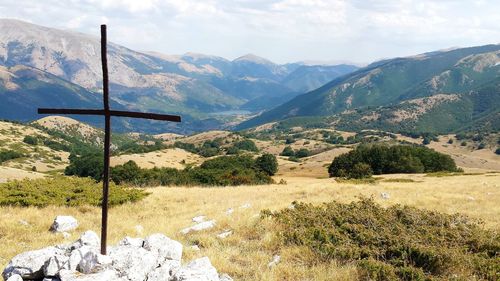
[1,173,498,280]
[110,148,203,169]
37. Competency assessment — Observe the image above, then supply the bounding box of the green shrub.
[0,150,23,163]
[328,144,458,178]
[295,148,310,158]
[478,143,486,150]
[265,198,499,280]
[422,137,431,145]
[64,153,104,181]
[232,139,258,152]
[461,141,467,146]
[23,135,38,145]
[348,163,373,179]
[226,146,239,155]
[0,177,148,207]
[496,148,500,155]
[255,154,278,176]
[109,155,274,187]
[447,139,453,144]
[280,146,295,157]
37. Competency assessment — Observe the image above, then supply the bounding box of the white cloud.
[0,0,499,63]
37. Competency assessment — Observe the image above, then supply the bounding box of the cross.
[38,25,181,255]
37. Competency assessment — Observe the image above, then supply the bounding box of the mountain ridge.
[0,19,358,133]
[238,44,500,133]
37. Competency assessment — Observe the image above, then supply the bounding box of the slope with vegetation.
[239,45,500,134]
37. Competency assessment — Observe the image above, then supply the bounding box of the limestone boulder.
[50,216,78,233]
[172,257,219,281]
[108,246,157,281]
[77,251,112,274]
[143,234,183,264]
[2,246,64,280]
[43,255,70,277]
[71,231,100,250]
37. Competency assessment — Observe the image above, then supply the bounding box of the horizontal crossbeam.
[38,108,181,122]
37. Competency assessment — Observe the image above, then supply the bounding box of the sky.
[1,0,499,65]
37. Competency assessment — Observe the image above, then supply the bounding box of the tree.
[280,146,295,156]
[233,139,258,152]
[65,153,104,181]
[23,135,38,145]
[349,163,373,179]
[295,148,310,158]
[226,146,239,155]
[255,154,278,176]
[111,160,141,184]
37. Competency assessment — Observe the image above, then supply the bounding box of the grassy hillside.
[239,45,500,132]
[1,174,499,280]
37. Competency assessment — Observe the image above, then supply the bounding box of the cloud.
[0,0,499,63]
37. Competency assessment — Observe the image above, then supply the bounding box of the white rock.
[58,269,119,281]
[192,216,206,223]
[146,260,181,281]
[68,246,95,271]
[134,225,144,235]
[180,220,216,234]
[6,274,23,281]
[108,246,157,281]
[268,255,281,268]
[18,220,29,226]
[62,232,71,239]
[189,245,200,251]
[143,234,183,263]
[43,255,69,276]
[2,246,64,280]
[216,230,233,239]
[117,236,144,248]
[172,257,219,281]
[240,203,251,209]
[380,192,390,200]
[225,208,234,215]
[78,251,112,274]
[219,273,233,281]
[50,216,78,233]
[72,231,100,249]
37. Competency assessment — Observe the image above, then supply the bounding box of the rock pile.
[2,231,232,281]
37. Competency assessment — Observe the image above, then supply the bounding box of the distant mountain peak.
[233,54,275,65]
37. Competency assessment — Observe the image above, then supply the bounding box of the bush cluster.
[174,139,223,157]
[264,198,499,280]
[0,177,148,207]
[66,153,277,187]
[0,150,23,164]
[23,135,39,145]
[280,146,311,159]
[231,139,258,152]
[328,144,459,179]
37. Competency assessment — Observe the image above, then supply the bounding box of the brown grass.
[0,173,498,280]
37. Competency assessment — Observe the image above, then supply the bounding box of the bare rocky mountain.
[0,19,358,133]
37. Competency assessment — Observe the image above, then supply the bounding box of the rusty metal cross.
[38,25,181,255]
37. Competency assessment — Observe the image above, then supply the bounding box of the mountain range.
[0,19,357,133]
[239,44,500,133]
[1,19,498,135]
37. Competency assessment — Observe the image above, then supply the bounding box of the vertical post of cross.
[100,24,111,255]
